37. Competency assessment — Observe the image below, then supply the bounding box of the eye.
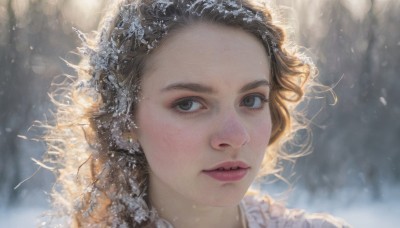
[173,97,204,113]
[241,94,268,109]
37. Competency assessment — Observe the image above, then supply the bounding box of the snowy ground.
[334,199,399,228]
[266,183,400,228]
[1,185,399,227]
[290,190,400,228]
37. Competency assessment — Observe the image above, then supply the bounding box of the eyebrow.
[161,79,270,93]
[239,79,270,93]
[162,82,215,93]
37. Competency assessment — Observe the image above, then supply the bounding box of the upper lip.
[204,161,250,171]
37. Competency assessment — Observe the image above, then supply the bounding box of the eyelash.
[240,93,269,110]
[172,96,205,113]
[171,93,269,114]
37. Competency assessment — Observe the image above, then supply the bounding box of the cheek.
[252,116,272,146]
[247,119,272,182]
[136,110,203,169]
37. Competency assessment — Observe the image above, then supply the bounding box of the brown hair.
[43,0,316,227]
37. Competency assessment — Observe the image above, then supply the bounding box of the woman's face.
[135,22,272,207]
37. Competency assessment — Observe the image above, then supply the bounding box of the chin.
[209,196,244,208]
[196,186,248,207]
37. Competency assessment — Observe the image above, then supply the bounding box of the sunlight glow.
[340,0,371,21]
[64,0,104,30]
[78,0,102,11]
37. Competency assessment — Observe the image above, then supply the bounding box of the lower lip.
[203,168,249,182]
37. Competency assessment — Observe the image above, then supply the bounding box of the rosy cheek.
[251,117,272,148]
[137,110,201,167]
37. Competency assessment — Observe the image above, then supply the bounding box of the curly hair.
[43,0,316,227]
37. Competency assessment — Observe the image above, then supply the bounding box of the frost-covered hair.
[43,0,315,227]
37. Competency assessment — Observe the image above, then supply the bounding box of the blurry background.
[0,0,399,227]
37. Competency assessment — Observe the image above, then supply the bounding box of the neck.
[148,175,243,228]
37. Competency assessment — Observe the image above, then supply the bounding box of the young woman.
[43,0,350,227]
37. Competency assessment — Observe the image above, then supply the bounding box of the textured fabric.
[153,195,352,228]
[242,195,352,228]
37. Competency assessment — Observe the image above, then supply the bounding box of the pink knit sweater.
[241,195,351,228]
[153,195,352,227]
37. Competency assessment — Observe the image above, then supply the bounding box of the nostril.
[219,143,229,148]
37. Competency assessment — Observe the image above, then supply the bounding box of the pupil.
[244,97,254,106]
[179,101,192,110]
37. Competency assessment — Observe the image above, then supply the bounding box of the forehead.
[142,22,271,86]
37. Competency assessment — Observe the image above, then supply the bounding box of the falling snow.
[379,96,387,106]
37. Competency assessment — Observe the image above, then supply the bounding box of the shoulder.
[241,194,352,228]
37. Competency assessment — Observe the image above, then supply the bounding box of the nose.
[210,114,250,152]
